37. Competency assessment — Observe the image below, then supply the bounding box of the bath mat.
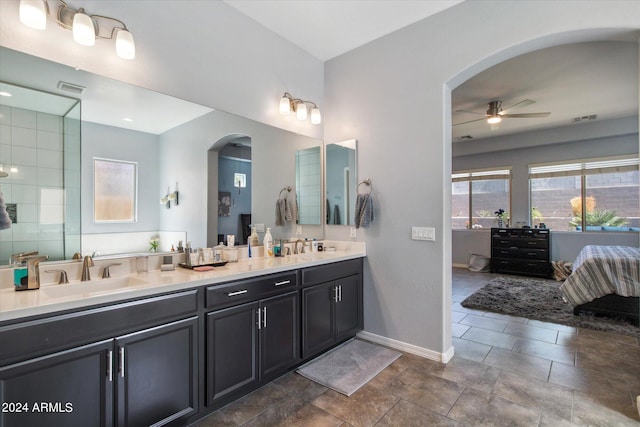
[297,339,401,396]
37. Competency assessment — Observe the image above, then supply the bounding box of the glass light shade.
[310,107,322,124]
[487,116,502,124]
[116,29,136,59]
[72,12,95,46]
[296,102,307,120]
[279,96,291,114]
[19,0,47,30]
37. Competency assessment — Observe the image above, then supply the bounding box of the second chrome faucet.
[81,256,94,281]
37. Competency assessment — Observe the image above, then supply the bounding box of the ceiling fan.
[454,99,550,126]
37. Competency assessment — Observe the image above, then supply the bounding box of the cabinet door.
[206,302,259,405]
[335,275,362,341]
[0,339,113,427]
[116,317,198,427]
[260,291,300,380]
[302,282,335,359]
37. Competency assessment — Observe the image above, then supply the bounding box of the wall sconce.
[279,92,322,124]
[19,0,135,60]
[160,184,179,209]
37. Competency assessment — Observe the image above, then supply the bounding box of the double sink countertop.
[0,242,366,322]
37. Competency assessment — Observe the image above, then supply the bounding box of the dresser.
[491,228,551,278]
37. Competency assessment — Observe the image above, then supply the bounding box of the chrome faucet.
[81,256,94,281]
[13,254,48,291]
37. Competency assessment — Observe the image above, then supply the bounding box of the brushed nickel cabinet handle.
[119,347,125,378]
[228,289,248,297]
[274,280,290,287]
[257,308,262,330]
[107,350,113,382]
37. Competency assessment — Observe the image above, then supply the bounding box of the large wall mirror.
[325,140,357,225]
[0,46,323,264]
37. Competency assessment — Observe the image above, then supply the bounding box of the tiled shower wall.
[0,105,65,263]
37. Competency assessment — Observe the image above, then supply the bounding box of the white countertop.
[0,248,365,323]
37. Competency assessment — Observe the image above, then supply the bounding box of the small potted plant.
[494,209,508,228]
[149,237,159,252]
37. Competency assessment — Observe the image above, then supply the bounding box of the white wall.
[0,0,324,140]
[324,1,640,357]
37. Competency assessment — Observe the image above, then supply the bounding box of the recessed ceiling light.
[122,117,133,122]
[0,91,12,97]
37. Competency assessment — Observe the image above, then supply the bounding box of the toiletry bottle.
[249,226,260,247]
[263,227,273,257]
[312,238,318,252]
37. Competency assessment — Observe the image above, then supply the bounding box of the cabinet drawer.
[0,289,198,366]
[206,272,297,310]
[492,237,548,249]
[492,258,550,277]
[491,247,548,260]
[301,259,362,287]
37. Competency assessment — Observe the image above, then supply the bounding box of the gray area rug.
[297,339,401,396]
[462,277,640,338]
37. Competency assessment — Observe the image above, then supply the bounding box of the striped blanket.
[560,245,640,306]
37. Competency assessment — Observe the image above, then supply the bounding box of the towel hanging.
[357,179,372,194]
[354,179,374,229]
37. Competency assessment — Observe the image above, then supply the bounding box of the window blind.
[529,156,639,179]
[452,168,511,183]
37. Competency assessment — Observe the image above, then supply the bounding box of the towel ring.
[279,186,292,199]
[357,179,372,194]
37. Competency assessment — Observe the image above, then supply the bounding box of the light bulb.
[487,116,501,124]
[279,96,291,114]
[19,0,47,30]
[116,29,136,60]
[296,102,307,120]
[73,10,95,46]
[310,107,322,124]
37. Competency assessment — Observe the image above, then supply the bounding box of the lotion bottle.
[263,227,273,257]
[249,226,260,247]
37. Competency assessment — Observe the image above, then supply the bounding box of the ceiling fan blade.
[499,99,535,115]
[455,109,486,115]
[453,117,488,126]
[501,112,550,118]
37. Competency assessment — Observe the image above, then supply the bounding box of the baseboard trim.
[357,331,454,363]
[452,263,468,268]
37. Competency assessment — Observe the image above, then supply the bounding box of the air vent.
[57,81,86,95]
[456,135,473,141]
[572,114,597,123]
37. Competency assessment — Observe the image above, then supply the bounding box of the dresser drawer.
[492,236,548,250]
[491,258,550,277]
[492,247,548,260]
[205,271,297,310]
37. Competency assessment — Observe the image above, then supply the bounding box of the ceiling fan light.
[296,102,307,120]
[487,116,501,124]
[19,0,47,30]
[72,10,95,46]
[310,107,322,124]
[116,29,135,59]
[279,95,291,114]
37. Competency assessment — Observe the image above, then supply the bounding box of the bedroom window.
[452,168,511,230]
[529,156,639,232]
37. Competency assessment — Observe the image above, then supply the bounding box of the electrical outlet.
[350,227,357,238]
[255,223,265,232]
[296,225,302,235]
[411,226,435,241]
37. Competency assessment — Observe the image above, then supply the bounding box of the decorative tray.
[178,261,228,269]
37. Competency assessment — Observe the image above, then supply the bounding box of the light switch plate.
[412,226,435,241]
[350,227,357,238]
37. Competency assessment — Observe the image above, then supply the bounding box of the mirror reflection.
[296,146,322,225]
[0,47,323,264]
[325,140,357,225]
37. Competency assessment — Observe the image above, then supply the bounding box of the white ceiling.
[222,0,464,61]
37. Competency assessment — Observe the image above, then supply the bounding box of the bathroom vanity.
[0,249,364,427]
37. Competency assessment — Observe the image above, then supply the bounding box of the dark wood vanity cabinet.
[204,272,299,408]
[0,291,199,427]
[491,227,551,278]
[301,259,363,359]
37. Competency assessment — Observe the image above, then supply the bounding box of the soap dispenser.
[249,226,260,247]
[263,227,273,257]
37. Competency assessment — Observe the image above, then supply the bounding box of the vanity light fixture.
[160,184,179,209]
[279,92,322,124]
[18,0,136,60]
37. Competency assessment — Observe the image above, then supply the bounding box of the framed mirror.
[325,140,357,225]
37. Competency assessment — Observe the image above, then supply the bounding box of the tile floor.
[196,268,640,426]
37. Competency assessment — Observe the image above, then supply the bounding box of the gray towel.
[354,193,374,229]
[284,197,292,222]
[333,204,341,225]
[0,190,11,230]
[276,199,286,226]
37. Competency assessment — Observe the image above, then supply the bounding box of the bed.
[560,245,640,325]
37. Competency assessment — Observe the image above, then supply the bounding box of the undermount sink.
[41,277,149,299]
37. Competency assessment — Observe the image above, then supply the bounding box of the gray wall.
[323,1,640,356]
[81,122,160,234]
